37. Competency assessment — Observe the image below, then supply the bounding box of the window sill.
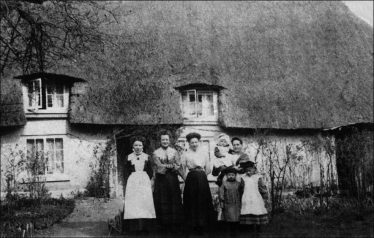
[183,120,219,126]
[18,174,70,183]
[25,112,68,119]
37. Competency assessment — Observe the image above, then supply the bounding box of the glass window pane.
[46,139,55,173]
[56,95,64,107]
[203,94,214,116]
[27,139,35,159]
[55,139,63,150]
[55,84,63,94]
[47,95,53,107]
[47,84,54,94]
[188,91,196,116]
[56,150,64,173]
[36,139,45,174]
[34,81,41,107]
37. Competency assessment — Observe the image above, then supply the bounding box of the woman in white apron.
[123,137,156,234]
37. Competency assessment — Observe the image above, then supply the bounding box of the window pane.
[36,139,45,175]
[203,94,214,116]
[47,84,54,94]
[56,150,64,173]
[34,81,41,107]
[46,139,55,173]
[55,84,63,94]
[188,91,196,116]
[47,95,53,107]
[197,94,203,116]
[55,139,64,173]
[28,81,41,107]
[27,139,35,160]
[56,95,64,107]
[55,139,63,150]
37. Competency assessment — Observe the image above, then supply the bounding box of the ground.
[34,197,374,238]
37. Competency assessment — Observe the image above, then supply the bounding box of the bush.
[0,197,75,237]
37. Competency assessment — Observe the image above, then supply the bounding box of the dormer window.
[177,83,223,123]
[25,78,68,112]
[181,90,218,121]
[16,73,86,116]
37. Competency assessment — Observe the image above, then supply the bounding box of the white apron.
[240,174,267,215]
[124,153,156,219]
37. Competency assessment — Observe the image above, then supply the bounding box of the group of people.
[122,131,269,236]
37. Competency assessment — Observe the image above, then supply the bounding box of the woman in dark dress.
[181,132,215,235]
[152,131,184,233]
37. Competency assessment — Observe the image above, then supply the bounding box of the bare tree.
[0,0,118,74]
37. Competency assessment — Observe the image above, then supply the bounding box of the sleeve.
[204,154,212,175]
[127,156,135,173]
[178,153,187,180]
[152,151,167,174]
[219,184,225,202]
[212,163,224,176]
[258,177,268,200]
[239,178,245,198]
[144,156,153,179]
[171,150,182,171]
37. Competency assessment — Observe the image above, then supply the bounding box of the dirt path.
[34,197,123,237]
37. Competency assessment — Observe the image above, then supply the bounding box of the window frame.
[25,78,69,113]
[27,78,42,109]
[180,89,218,122]
[25,137,65,175]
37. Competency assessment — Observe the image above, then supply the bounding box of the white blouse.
[181,148,212,178]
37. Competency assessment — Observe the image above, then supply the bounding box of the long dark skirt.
[153,172,184,227]
[183,170,215,229]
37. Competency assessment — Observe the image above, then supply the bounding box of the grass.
[0,197,75,237]
[257,196,374,238]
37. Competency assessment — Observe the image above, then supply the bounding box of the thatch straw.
[1,1,373,128]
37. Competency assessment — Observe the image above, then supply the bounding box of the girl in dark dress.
[123,137,155,234]
[181,132,215,235]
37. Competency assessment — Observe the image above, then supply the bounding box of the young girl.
[123,137,156,234]
[238,160,269,232]
[219,167,244,236]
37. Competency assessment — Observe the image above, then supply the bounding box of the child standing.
[238,160,269,233]
[219,167,244,237]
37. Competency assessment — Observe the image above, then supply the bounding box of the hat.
[239,161,255,169]
[236,153,251,164]
[223,166,238,175]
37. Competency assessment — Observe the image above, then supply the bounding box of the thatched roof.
[1,1,373,129]
[14,72,86,83]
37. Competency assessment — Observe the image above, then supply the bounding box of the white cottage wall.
[177,125,338,193]
[0,120,116,199]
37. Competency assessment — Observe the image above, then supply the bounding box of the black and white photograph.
[0,1,373,237]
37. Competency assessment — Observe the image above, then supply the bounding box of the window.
[27,79,42,108]
[46,83,64,108]
[181,90,218,121]
[25,78,68,111]
[26,138,64,175]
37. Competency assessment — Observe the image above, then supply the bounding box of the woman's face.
[160,135,170,148]
[189,138,200,151]
[133,141,143,154]
[232,140,243,153]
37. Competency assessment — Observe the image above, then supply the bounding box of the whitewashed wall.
[177,125,338,191]
[0,120,116,198]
